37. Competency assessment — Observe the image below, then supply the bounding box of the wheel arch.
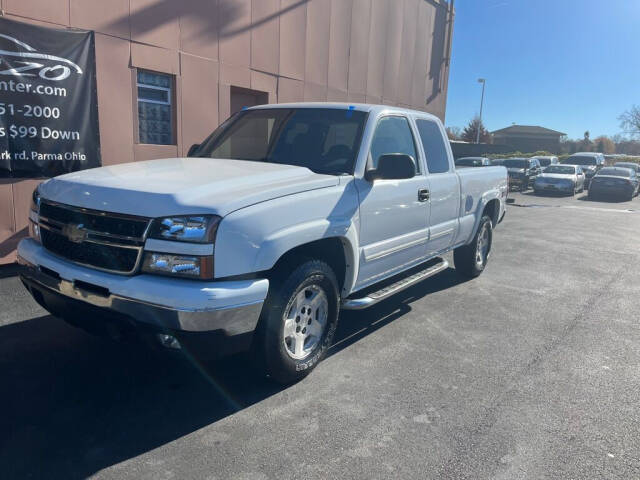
[268,235,357,296]
[482,198,501,227]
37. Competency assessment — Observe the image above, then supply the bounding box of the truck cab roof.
[248,102,441,121]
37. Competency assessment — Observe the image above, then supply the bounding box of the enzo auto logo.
[62,223,88,243]
[0,33,82,81]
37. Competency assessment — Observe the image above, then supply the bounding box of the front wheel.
[254,260,340,384]
[454,215,493,278]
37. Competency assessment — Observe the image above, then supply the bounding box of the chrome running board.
[341,258,449,310]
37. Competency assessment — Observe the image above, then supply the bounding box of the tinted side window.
[415,119,450,174]
[370,116,418,172]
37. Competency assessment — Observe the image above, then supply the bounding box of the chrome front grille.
[38,200,152,275]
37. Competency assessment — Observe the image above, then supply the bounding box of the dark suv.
[504,157,542,191]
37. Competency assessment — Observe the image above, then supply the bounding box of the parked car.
[605,154,625,165]
[533,164,585,195]
[613,162,640,175]
[18,103,508,383]
[561,152,605,188]
[533,155,559,171]
[490,158,506,166]
[588,167,639,201]
[503,157,541,191]
[455,157,491,168]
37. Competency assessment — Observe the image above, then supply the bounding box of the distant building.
[491,125,567,154]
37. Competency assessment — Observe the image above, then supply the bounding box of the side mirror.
[366,154,416,181]
[187,143,200,157]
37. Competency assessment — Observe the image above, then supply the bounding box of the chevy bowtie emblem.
[62,223,87,243]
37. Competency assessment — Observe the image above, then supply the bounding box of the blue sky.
[444,0,639,139]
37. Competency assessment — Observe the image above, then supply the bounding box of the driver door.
[355,116,430,290]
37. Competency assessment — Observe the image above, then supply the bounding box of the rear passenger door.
[415,118,460,255]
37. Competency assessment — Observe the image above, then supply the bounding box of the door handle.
[418,188,430,202]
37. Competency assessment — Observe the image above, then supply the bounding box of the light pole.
[476,78,486,144]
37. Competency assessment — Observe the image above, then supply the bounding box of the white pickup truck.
[18,103,507,383]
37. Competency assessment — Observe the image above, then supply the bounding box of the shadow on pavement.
[576,194,633,203]
[0,267,466,479]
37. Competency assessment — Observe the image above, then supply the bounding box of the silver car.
[533,164,586,195]
[533,155,559,171]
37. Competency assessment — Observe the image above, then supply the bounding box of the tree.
[446,126,462,141]
[619,105,640,137]
[461,116,491,144]
[594,136,615,154]
[580,131,592,152]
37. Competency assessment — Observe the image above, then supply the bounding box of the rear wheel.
[254,259,340,384]
[454,215,493,278]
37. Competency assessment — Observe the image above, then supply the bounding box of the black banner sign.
[0,17,100,178]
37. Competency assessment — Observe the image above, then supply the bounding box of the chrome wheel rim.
[475,223,491,268]
[283,284,328,360]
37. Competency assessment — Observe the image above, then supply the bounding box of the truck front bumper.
[17,239,269,350]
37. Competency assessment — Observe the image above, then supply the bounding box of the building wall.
[0,0,453,264]
[493,135,562,154]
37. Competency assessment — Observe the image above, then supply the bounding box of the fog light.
[156,334,181,350]
[142,252,213,279]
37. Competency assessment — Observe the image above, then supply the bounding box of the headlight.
[31,186,41,213]
[148,215,220,243]
[142,253,213,279]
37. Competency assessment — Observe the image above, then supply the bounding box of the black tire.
[254,259,340,384]
[453,215,493,278]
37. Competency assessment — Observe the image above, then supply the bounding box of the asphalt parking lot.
[2,190,640,479]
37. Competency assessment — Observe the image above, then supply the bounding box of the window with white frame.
[137,70,174,145]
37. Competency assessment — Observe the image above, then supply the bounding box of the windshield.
[614,162,638,171]
[192,108,368,175]
[503,159,528,168]
[537,158,553,166]
[563,155,597,166]
[544,165,575,174]
[456,158,483,166]
[544,165,576,175]
[597,168,631,177]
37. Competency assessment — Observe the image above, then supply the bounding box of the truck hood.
[38,158,340,217]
